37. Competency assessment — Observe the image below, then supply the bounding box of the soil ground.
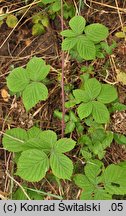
[0,0,126,199]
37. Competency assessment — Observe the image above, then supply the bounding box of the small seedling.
[7,57,50,111]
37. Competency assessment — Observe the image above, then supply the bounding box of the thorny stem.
[61,0,65,138]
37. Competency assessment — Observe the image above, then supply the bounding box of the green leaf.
[84,78,101,100]
[69,111,78,122]
[77,102,93,120]
[73,174,94,191]
[23,138,45,151]
[32,23,45,36]
[22,82,48,111]
[6,14,18,28]
[13,187,28,200]
[53,138,76,153]
[27,127,42,139]
[73,89,90,103]
[85,23,109,42]
[3,128,28,152]
[16,149,49,182]
[51,1,61,12]
[114,133,126,145]
[65,121,75,134]
[85,160,103,184]
[111,102,126,112]
[69,16,86,34]
[65,100,77,108]
[97,84,118,104]
[80,191,93,200]
[7,68,30,92]
[50,152,73,179]
[39,130,57,152]
[77,36,96,60]
[94,189,112,200]
[103,165,126,195]
[53,110,69,122]
[27,190,43,200]
[115,32,125,38]
[102,132,113,149]
[92,101,110,123]
[26,57,50,81]
[62,37,78,50]
[81,149,92,160]
[60,29,78,37]
[78,135,92,145]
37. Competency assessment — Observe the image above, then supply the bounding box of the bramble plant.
[7,57,50,111]
[74,160,126,200]
[3,127,76,181]
[68,76,118,123]
[61,16,116,60]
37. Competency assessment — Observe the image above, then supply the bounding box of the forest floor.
[0,0,126,200]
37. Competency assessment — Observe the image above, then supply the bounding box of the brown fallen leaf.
[1,89,10,102]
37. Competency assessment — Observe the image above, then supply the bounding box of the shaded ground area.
[0,0,126,199]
